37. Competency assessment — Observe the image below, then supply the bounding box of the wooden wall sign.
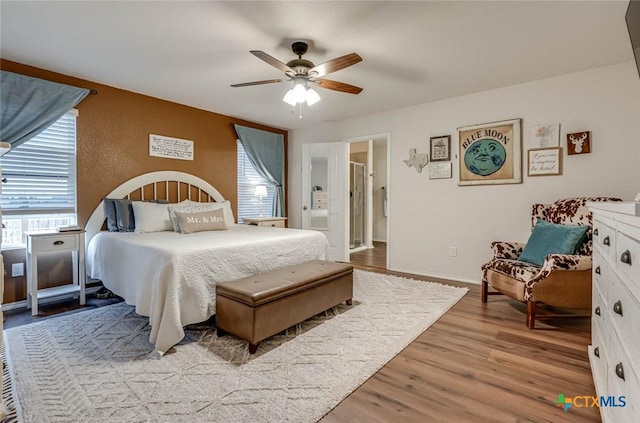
[566,131,591,155]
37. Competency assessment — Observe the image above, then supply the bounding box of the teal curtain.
[1,71,90,148]
[234,124,285,217]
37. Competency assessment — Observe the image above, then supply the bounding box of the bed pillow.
[113,199,135,232]
[174,209,227,234]
[103,199,119,232]
[518,219,589,266]
[131,201,173,233]
[167,200,235,232]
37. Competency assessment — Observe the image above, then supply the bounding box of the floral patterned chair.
[481,197,621,329]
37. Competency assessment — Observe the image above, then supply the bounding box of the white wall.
[289,62,640,283]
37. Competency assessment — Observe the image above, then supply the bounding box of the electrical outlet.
[449,247,457,257]
[12,263,24,277]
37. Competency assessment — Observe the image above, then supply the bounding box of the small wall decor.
[457,118,522,186]
[403,148,429,173]
[430,135,451,161]
[532,123,560,148]
[528,147,562,176]
[149,134,194,161]
[429,162,453,179]
[567,131,591,155]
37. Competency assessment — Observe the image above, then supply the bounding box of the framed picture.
[528,147,562,176]
[457,118,522,186]
[428,162,452,179]
[430,135,451,162]
[567,131,591,155]
[531,123,560,148]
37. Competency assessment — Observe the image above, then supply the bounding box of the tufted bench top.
[216,260,353,307]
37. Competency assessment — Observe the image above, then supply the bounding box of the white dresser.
[589,202,640,422]
[312,191,328,210]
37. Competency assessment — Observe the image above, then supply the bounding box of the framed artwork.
[428,162,452,179]
[528,147,562,176]
[457,118,522,186]
[429,135,451,162]
[531,123,560,148]
[567,131,591,155]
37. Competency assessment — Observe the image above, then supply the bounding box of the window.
[237,140,275,223]
[1,110,78,247]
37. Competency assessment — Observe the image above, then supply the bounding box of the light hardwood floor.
[349,241,387,269]
[335,250,600,422]
[5,249,599,422]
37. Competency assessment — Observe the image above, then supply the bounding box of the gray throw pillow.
[103,199,119,232]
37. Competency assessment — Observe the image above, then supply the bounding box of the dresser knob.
[595,306,601,316]
[603,236,610,246]
[594,228,599,236]
[615,362,625,380]
[613,300,623,316]
[594,347,600,358]
[620,250,632,265]
[595,266,601,275]
[53,240,64,245]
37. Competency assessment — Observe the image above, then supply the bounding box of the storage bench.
[215,260,354,353]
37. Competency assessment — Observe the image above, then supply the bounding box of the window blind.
[237,140,275,222]
[1,110,77,215]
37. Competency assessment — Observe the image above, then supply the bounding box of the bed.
[85,171,329,357]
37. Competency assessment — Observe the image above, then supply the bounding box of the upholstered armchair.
[481,197,621,329]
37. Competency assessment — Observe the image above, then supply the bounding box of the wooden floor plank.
[340,252,600,422]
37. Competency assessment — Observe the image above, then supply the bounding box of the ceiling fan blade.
[316,79,363,94]
[230,79,283,88]
[250,50,294,73]
[309,53,362,77]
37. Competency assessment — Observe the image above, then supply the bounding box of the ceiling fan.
[231,41,363,107]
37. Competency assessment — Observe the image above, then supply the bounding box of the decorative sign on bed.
[149,134,194,161]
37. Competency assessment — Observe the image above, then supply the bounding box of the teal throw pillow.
[518,219,589,266]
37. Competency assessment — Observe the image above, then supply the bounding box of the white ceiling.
[0,1,634,131]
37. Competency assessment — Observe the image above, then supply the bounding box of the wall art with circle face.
[457,118,522,186]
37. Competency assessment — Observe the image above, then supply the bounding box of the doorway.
[347,135,389,269]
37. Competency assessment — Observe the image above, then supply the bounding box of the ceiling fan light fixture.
[305,88,321,106]
[292,82,307,103]
[283,89,297,106]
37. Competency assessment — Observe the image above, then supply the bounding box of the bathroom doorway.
[347,135,388,269]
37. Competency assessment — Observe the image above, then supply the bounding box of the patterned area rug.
[4,270,467,423]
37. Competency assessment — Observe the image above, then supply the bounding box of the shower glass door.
[350,162,366,250]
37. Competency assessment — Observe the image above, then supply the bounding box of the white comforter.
[87,225,329,356]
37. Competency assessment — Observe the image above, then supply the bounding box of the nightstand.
[243,217,287,228]
[26,230,86,316]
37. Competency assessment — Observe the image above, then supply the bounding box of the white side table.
[243,217,287,228]
[26,230,86,316]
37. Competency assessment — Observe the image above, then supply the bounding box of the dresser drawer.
[616,230,640,298]
[259,220,285,228]
[593,253,612,301]
[28,234,78,254]
[592,283,608,340]
[607,332,640,422]
[593,218,617,263]
[608,277,640,362]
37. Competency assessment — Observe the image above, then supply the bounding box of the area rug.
[4,270,467,423]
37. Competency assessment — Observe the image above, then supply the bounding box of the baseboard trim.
[387,266,481,285]
[2,286,102,312]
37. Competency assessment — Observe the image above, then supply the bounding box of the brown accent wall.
[1,59,288,304]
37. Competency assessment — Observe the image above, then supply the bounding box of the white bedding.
[87,225,329,356]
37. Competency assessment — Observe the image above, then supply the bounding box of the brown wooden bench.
[215,260,354,353]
